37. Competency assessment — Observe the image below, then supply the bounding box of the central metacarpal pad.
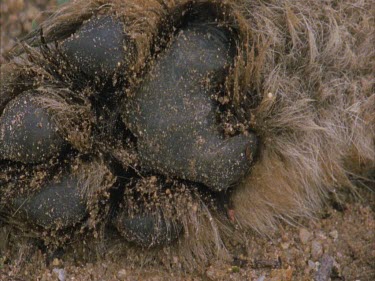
[127,23,258,191]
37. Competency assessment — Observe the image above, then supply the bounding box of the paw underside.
[0,8,258,247]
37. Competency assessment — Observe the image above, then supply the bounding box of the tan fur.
[1,0,374,271]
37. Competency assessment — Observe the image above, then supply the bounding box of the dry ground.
[0,0,374,280]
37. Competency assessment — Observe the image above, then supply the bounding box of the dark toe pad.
[0,91,65,163]
[12,175,87,229]
[62,16,134,79]
[114,210,182,247]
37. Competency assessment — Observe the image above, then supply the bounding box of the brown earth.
[1,0,374,280]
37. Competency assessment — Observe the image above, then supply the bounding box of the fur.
[1,0,374,271]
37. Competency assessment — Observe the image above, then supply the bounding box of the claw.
[126,23,258,191]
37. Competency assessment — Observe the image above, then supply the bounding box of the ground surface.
[1,0,374,280]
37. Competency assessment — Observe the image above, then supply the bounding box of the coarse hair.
[1,0,374,271]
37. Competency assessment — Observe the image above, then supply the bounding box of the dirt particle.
[329,230,338,240]
[311,240,323,261]
[52,268,66,281]
[308,259,316,270]
[299,228,312,244]
[315,254,334,281]
[281,242,290,250]
[206,266,227,280]
[117,269,127,280]
[269,266,293,281]
[52,258,61,267]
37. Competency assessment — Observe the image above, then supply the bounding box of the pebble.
[281,242,290,250]
[329,230,338,240]
[117,269,127,280]
[315,255,334,281]
[205,266,216,280]
[299,228,312,244]
[311,240,323,261]
[316,231,327,240]
[269,267,293,281]
[52,258,61,266]
[206,266,227,280]
[308,260,316,269]
[52,268,66,281]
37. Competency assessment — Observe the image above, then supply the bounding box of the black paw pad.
[12,175,87,229]
[114,210,182,247]
[0,91,65,163]
[126,23,258,191]
[62,16,134,79]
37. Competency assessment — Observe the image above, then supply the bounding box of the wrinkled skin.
[0,13,258,247]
